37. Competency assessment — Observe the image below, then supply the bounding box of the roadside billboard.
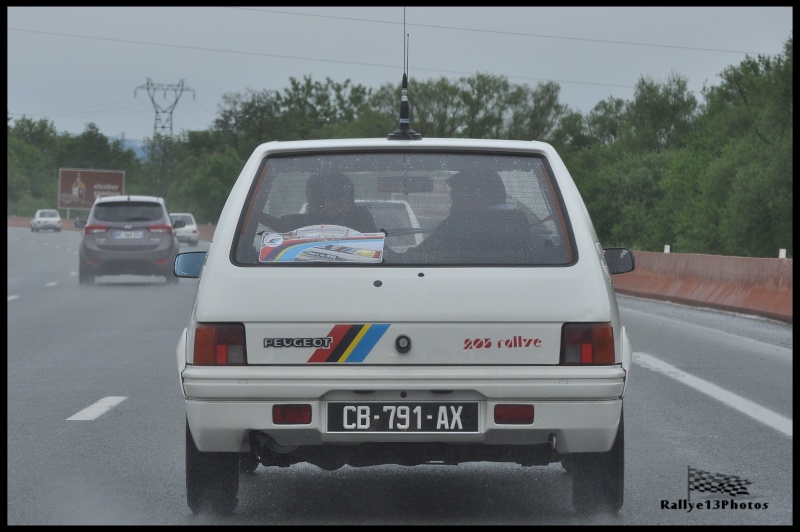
[58,168,125,210]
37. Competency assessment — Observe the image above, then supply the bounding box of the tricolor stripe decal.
[307,324,390,363]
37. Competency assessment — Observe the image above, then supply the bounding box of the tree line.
[7,36,792,258]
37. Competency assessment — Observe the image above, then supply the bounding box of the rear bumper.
[32,222,61,229]
[183,365,624,455]
[80,243,177,275]
[176,233,198,243]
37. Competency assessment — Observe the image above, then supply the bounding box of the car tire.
[186,419,239,514]
[31,227,36,232]
[571,408,624,515]
[78,263,95,285]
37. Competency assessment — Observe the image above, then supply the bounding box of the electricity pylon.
[134,78,196,137]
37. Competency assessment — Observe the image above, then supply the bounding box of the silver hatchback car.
[75,195,182,285]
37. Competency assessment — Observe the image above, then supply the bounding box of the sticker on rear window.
[259,225,385,263]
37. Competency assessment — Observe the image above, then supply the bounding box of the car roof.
[251,136,556,155]
[94,195,165,205]
[170,212,195,218]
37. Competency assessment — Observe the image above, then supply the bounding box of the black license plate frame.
[327,401,479,433]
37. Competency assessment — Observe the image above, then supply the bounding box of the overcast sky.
[8,6,793,143]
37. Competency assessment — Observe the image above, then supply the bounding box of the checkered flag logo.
[688,467,752,497]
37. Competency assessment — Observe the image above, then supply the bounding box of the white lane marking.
[45,281,57,287]
[67,396,127,421]
[635,352,792,437]
[622,305,792,346]
[8,295,19,301]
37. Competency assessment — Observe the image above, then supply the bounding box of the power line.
[230,7,781,56]
[8,27,636,91]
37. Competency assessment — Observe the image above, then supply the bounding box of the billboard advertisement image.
[58,168,125,210]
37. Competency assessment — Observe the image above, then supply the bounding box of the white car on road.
[170,212,199,246]
[175,131,635,516]
[30,209,61,232]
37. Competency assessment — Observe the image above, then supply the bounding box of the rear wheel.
[78,261,95,285]
[186,419,239,514]
[571,408,624,515]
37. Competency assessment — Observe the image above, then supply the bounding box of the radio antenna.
[387,9,422,140]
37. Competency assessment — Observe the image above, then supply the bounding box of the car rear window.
[171,214,195,225]
[39,210,59,217]
[234,151,575,267]
[93,202,165,222]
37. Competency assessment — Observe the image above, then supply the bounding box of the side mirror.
[604,248,635,275]
[174,251,206,278]
[74,219,86,229]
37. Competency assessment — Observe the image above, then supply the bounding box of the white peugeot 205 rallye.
[174,79,635,516]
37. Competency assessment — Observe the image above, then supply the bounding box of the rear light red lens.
[83,224,108,235]
[494,404,534,424]
[148,224,173,235]
[273,404,312,425]
[193,323,246,365]
[560,322,615,365]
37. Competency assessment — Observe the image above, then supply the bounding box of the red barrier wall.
[612,250,793,324]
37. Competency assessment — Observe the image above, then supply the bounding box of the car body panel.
[176,136,633,475]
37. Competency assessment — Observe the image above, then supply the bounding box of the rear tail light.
[494,404,534,424]
[148,224,174,235]
[273,404,312,425]
[83,224,109,235]
[560,322,615,365]
[193,323,247,365]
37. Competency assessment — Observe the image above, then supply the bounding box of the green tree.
[406,77,464,138]
[458,72,510,138]
[586,97,627,147]
[689,36,793,256]
[619,73,698,153]
[505,81,567,142]
[171,146,243,224]
[138,134,186,197]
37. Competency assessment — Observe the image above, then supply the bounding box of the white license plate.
[327,402,479,433]
[113,230,144,239]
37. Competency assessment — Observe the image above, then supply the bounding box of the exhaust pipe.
[249,431,297,454]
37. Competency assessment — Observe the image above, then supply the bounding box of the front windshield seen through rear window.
[234,151,575,267]
[93,202,164,223]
